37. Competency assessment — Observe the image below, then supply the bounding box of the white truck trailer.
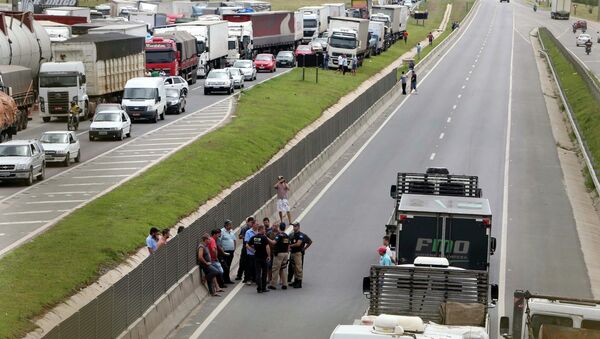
[299,6,329,42]
[44,6,91,22]
[371,5,407,41]
[88,23,148,38]
[551,0,571,19]
[322,3,346,18]
[40,33,146,121]
[327,17,369,67]
[368,20,385,55]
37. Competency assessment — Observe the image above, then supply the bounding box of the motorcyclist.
[68,101,80,131]
[533,3,537,11]
[585,40,592,54]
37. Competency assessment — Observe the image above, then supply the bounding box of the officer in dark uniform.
[288,222,312,289]
[268,223,290,290]
[247,224,271,293]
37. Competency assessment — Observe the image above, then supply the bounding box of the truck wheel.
[42,117,51,123]
[63,153,70,167]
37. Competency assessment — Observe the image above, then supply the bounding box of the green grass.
[540,29,600,189]
[0,1,460,337]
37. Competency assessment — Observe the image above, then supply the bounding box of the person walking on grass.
[428,32,434,46]
[403,30,408,44]
[416,43,422,59]
[410,71,417,94]
[400,71,407,95]
[352,55,358,76]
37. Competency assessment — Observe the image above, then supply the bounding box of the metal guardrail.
[538,27,600,196]
[41,68,398,339]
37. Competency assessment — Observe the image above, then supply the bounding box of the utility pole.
[12,0,18,11]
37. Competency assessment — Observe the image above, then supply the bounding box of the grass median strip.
[0,1,461,337]
[540,29,600,175]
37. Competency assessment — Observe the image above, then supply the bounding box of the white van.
[122,77,167,123]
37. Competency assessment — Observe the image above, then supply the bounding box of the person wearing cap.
[220,220,236,284]
[146,227,160,254]
[268,222,290,290]
[274,176,292,225]
[289,222,312,288]
[378,246,393,266]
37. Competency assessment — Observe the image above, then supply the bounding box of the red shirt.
[208,237,218,261]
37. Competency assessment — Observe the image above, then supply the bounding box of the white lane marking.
[469,70,472,74]
[72,175,130,179]
[0,233,4,236]
[452,105,457,110]
[80,168,140,172]
[191,86,203,91]
[498,6,516,321]
[159,132,204,136]
[161,128,203,132]
[76,130,89,136]
[95,160,149,165]
[462,85,466,89]
[115,148,173,153]
[458,94,462,99]
[58,183,104,187]
[472,64,476,68]
[466,77,470,81]
[0,221,49,225]
[447,117,452,123]
[42,191,98,195]
[105,154,162,158]
[126,143,182,147]
[430,153,436,160]
[25,200,86,204]
[439,133,445,139]
[3,210,55,215]
[145,137,190,141]
[186,4,483,337]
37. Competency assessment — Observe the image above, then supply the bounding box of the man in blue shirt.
[146,227,159,254]
[243,219,258,285]
[219,220,236,284]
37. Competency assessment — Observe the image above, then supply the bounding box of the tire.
[89,134,94,142]
[119,129,125,141]
[204,89,209,95]
[182,88,188,96]
[75,151,81,163]
[153,112,158,123]
[126,127,131,138]
[42,117,51,123]
[37,164,45,181]
[25,169,34,186]
[63,153,70,167]
[160,110,165,120]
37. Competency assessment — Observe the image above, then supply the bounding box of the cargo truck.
[349,0,372,19]
[322,3,346,18]
[368,20,385,54]
[0,66,34,132]
[128,11,167,30]
[146,31,198,84]
[0,91,18,142]
[89,23,148,38]
[38,20,71,42]
[299,6,329,42]
[327,17,369,68]
[155,20,229,78]
[44,6,90,22]
[372,5,408,41]
[223,11,302,56]
[501,291,600,339]
[41,32,146,121]
[33,14,88,26]
[551,0,570,19]
[227,21,253,61]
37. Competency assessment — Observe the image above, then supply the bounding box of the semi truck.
[349,0,372,19]
[41,32,146,121]
[155,20,229,78]
[223,11,302,56]
[372,5,408,41]
[386,169,496,270]
[146,31,198,84]
[551,0,571,19]
[0,91,18,142]
[299,6,329,42]
[500,290,600,338]
[368,20,385,55]
[0,66,34,133]
[327,17,369,68]
[322,3,346,18]
[127,11,167,30]
[227,21,253,61]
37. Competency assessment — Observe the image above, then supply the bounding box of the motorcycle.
[586,44,592,55]
[533,4,537,11]
[67,108,81,131]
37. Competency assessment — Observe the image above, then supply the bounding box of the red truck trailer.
[222,11,301,55]
[33,14,87,25]
[146,31,198,84]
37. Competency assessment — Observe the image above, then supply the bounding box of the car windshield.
[255,55,271,61]
[233,60,252,68]
[277,52,293,58]
[227,69,241,76]
[298,45,311,51]
[96,104,121,113]
[0,145,30,157]
[94,113,121,122]
[580,34,590,38]
[208,72,228,79]
[123,88,156,99]
[166,89,179,98]
[40,134,68,144]
[314,38,326,44]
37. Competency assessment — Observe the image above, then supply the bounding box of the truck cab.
[302,11,319,43]
[227,22,253,60]
[39,61,88,123]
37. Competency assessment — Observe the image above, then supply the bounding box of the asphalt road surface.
[0,68,292,254]
[169,0,592,338]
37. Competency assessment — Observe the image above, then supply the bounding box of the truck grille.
[0,165,15,170]
[125,106,146,114]
[48,91,69,114]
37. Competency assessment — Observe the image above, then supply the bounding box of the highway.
[168,0,592,338]
[0,69,291,254]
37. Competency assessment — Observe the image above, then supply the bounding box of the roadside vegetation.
[539,28,600,189]
[0,0,471,337]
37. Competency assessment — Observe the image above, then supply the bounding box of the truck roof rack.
[394,172,481,199]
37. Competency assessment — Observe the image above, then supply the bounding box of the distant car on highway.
[40,131,81,166]
[312,37,328,51]
[225,67,245,88]
[577,33,591,46]
[165,88,186,114]
[233,59,257,81]
[163,75,189,95]
[276,51,295,67]
[0,139,45,186]
[89,110,132,141]
[254,54,276,72]
[204,69,235,95]
[295,44,314,57]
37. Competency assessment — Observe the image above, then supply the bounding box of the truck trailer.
[349,0,372,19]
[322,3,346,18]
[43,6,90,22]
[0,66,34,133]
[0,91,18,142]
[42,32,146,120]
[89,23,148,38]
[128,11,168,30]
[146,31,198,84]
[327,17,369,68]
[551,0,571,19]
[372,5,408,40]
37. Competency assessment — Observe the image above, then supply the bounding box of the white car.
[0,140,45,186]
[577,34,591,46]
[225,67,245,88]
[163,76,189,95]
[204,69,234,95]
[40,131,81,166]
[89,110,132,141]
[232,59,256,81]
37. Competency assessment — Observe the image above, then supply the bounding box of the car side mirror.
[390,185,397,199]
[157,96,161,102]
[499,316,511,338]
[70,139,75,144]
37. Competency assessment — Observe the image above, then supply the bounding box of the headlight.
[15,163,29,170]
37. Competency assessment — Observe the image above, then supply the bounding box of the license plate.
[133,113,140,116]
[0,172,10,177]
[99,131,107,135]
[259,67,264,69]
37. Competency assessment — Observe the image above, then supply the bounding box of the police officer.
[288,222,312,289]
[247,224,271,293]
[268,223,290,290]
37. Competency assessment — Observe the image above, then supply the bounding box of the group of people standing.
[337,54,358,76]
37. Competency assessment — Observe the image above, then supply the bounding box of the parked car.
[233,59,257,81]
[276,51,295,67]
[165,88,186,114]
[163,75,189,95]
[577,33,591,46]
[89,110,132,141]
[95,103,123,116]
[225,67,245,88]
[254,53,276,72]
[204,69,235,95]
[310,41,324,53]
[295,45,314,57]
[0,140,45,186]
[40,131,81,166]
[312,37,328,51]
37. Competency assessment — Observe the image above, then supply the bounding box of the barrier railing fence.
[42,69,398,339]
